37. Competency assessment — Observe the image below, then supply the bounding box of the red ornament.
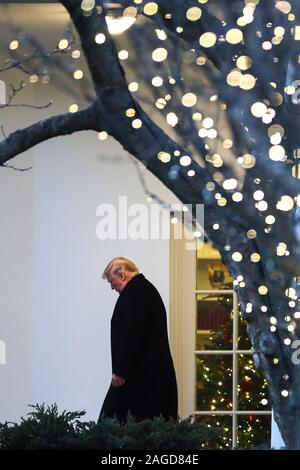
[241,378,254,393]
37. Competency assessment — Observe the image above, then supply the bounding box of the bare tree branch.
[0,103,99,166]
[2,162,32,171]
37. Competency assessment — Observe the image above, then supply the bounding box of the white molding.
[169,223,196,419]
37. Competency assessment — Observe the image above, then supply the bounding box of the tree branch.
[0,104,99,166]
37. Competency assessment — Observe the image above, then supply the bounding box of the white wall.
[0,117,179,424]
[0,156,34,422]
[0,73,35,422]
[31,129,178,421]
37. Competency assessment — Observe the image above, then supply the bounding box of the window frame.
[169,223,272,449]
[194,289,271,449]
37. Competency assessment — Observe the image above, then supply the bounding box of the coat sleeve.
[112,290,149,380]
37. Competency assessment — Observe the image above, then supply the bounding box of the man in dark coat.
[99,257,178,422]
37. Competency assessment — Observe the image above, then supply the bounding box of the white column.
[169,223,196,419]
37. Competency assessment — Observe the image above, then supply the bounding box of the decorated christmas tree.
[196,294,271,449]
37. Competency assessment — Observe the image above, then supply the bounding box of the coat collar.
[119,273,145,297]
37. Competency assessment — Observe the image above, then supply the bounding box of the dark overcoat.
[99,273,178,422]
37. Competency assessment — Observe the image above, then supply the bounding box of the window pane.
[195,415,232,449]
[196,242,233,291]
[238,314,252,349]
[196,355,233,411]
[237,415,271,449]
[196,294,233,350]
[238,355,271,410]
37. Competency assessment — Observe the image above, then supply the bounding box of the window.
[194,242,271,449]
[169,227,271,449]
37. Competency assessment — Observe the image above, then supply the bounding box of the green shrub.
[0,404,219,450]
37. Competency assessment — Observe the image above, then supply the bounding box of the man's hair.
[102,257,139,280]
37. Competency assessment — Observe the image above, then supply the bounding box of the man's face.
[107,271,126,293]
